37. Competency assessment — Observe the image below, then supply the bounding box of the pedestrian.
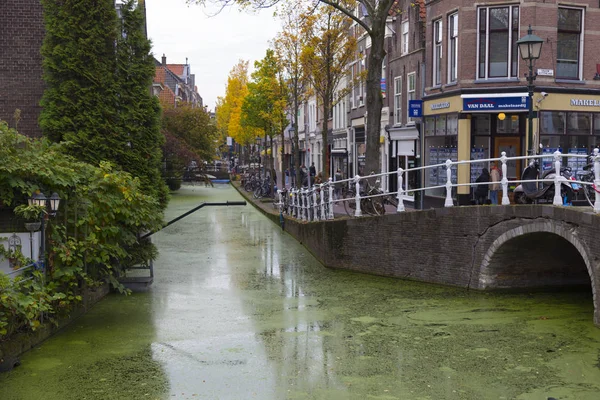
[334,169,343,200]
[489,164,501,205]
[475,168,490,205]
[309,163,316,179]
[299,165,307,187]
[285,168,290,188]
[314,172,323,185]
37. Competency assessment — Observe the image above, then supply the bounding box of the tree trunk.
[364,15,386,178]
[321,93,330,180]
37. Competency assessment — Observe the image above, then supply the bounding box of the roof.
[167,64,185,77]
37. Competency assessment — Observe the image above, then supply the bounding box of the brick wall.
[0,1,45,137]
[250,199,600,326]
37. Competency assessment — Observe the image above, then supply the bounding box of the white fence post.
[396,167,405,212]
[328,178,334,220]
[291,189,296,217]
[319,184,325,220]
[500,152,510,205]
[553,150,563,206]
[354,175,362,217]
[312,188,321,221]
[444,159,453,207]
[302,188,307,221]
[594,148,600,213]
[277,189,283,213]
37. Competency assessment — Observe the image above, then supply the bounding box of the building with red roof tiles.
[153,54,203,109]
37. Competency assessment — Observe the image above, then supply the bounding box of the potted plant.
[13,204,46,231]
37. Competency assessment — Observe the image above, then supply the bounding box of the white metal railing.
[274,148,600,221]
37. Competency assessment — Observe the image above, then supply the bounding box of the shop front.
[535,92,600,203]
[423,92,531,205]
[388,126,418,201]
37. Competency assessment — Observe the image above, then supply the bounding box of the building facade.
[423,0,600,204]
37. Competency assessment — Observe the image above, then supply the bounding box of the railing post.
[313,187,319,221]
[553,150,563,206]
[320,183,325,220]
[277,189,282,213]
[500,152,510,205]
[396,167,405,212]
[291,189,296,217]
[444,159,453,207]
[301,188,307,221]
[328,178,334,220]
[594,148,600,213]
[354,175,362,217]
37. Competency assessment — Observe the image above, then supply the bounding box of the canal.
[1,185,600,399]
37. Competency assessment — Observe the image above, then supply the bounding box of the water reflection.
[1,185,599,400]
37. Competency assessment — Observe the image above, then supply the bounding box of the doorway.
[494,137,521,181]
[398,155,416,201]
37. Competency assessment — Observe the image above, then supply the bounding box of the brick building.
[423,0,600,205]
[0,1,45,137]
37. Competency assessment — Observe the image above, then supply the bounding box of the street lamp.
[516,25,544,156]
[28,192,61,272]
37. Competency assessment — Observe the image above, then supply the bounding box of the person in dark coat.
[475,168,490,205]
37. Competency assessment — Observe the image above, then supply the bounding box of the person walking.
[285,168,290,188]
[489,164,501,205]
[309,163,316,179]
[475,168,490,205]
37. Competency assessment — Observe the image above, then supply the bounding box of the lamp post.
[28,192,61,272]
[516,25,544,156]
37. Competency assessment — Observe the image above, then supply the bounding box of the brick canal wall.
[234,185,600,326]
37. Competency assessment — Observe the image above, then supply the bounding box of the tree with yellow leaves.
[301,4,356,179]
[216,60,254,164]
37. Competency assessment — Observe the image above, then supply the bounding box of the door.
[494,137,521,181]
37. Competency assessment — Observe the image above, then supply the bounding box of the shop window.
[446,114,458,135]
[433,19,443,86]
[557,8,583,80]
[566,112,591,135]
[593,114,600,135]
[496,114,519,134]
[478,5,519,79]
[394,76,402,125]
[540,111,565,135]
[425,116,435,136]
[435,115,447,136]
[472,114,491,135]
[407,72,416,124]
[471,137,491,183]
[425,114,458,197]
[448,13,458,83]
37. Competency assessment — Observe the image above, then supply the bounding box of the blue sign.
[463,96,529,111]
[409,100,423,117]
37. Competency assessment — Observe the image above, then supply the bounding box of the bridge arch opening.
[482,232,591,290]
[479,223,598,325]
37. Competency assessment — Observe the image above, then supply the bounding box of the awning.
[388,126,419,141]
[330,149,348,157]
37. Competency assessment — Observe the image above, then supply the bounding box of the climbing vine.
[0,122,163,338]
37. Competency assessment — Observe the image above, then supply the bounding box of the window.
[407,72,416,124]
[448,13,458,83]
[478,6,519,79]
[433,19,442,86]
[557,8,583,80]
[402,21,409,55]
[394,76,402,125]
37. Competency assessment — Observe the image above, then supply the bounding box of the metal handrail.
[276,148,600,221]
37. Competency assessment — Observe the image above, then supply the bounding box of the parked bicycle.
[342,177,385,216]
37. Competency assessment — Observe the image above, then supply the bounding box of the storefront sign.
[430,102,450,110]
[409,100,423,117]
[463,96,529,111]
[570,99,600,107]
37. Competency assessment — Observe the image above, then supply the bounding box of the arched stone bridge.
[271,205,600,327]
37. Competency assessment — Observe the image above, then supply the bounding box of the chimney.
[162,54,166,66]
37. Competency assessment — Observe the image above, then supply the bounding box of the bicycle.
[342,179,385,216]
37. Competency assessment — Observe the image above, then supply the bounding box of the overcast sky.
[145,0,282,111]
